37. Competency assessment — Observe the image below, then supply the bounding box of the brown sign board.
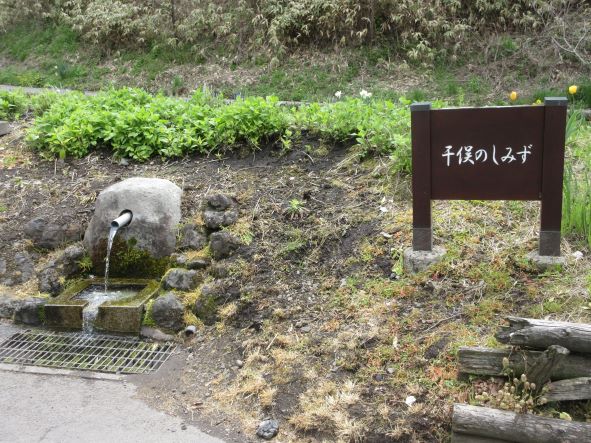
[411,98,567,257]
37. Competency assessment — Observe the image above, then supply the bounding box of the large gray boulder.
[84,178,182,272]
[152,293,184,331]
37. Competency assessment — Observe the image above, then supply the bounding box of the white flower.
[360,89,372,99]
[405,395,416,406]
[334,91,342,99]
[573,251,584,260]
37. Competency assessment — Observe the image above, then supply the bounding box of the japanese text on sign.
[441,144,533,167]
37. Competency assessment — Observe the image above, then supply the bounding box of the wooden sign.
[411,98,567,257]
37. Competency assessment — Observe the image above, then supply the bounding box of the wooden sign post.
[404,98,568,273]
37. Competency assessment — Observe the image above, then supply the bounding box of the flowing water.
[76,286,138,333]
[104,225,119,291]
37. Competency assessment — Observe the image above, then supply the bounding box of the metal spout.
[111,210,133,228]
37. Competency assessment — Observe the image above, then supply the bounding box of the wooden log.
[496,316,591,353]
[525,345,569,391]
[546,377,591,402]
[452,404,591,442]
[458,347,591,380]
[451,432,511,442]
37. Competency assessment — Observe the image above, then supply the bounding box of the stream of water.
[104,225,119,292]
[77,286,138,333]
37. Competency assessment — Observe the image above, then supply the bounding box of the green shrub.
[26,88,292,160]
[0,90,28,120]
[24,87,419,171]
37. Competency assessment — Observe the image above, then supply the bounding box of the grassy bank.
[1,24,591,106]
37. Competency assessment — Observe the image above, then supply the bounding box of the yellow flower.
[533,99,542,105]
[569,85,578,95]
[509,91,517,101]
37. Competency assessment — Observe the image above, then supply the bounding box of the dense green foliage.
[563,110,591,248]
[24,88,416,168]
[1,1,589,62]
[0,89,62,120]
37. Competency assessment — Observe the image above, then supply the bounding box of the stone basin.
[44,278,159,334]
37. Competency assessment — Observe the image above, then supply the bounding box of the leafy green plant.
[286,199,307,219]
[24,88,425,172]
[0,90,28,120]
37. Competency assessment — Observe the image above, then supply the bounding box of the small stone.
[0,259,6,276]
[13,298,45,326]
[0,121,11,136]
[178,224,207,250]
[300,326,311,333]
[0,295,22,319]
[38,266,63,296]
[405,395,417,407]
[424,336,450,360]
[152,293,185,331]
[206,194,235,211]
[186,257,211,270]
[387,367,395,374]
[236,359,244,368]
[118,158,130,166]
[203,210,238,230]
[170,253,188,267]
[209,232,240,260]
[162,268,201,291]
[373,373,384,382]
[256,419,279,440]
[12,252,35,284]
[59,244,85,276]
[181,423,187,430]
[24,217,82,250]
[572,251,584,260]
[403,247,446,274]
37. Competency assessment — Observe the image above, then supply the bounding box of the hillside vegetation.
[0,1,589,102]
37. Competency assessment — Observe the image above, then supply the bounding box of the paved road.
[0,323,224,443]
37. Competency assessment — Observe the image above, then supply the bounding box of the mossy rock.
[91,236,170,278]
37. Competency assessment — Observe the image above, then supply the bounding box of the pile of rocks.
[0,186,247,333]
[151,193,244,332]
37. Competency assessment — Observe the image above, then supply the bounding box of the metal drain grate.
[0,330,176,374]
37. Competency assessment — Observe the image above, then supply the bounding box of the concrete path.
[0,323,225,443]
